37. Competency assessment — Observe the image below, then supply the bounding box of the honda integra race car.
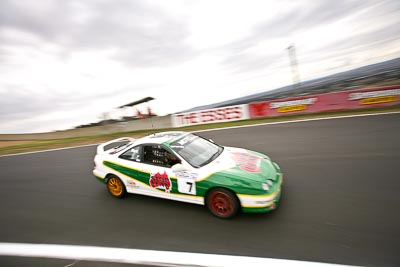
[93,131,283,219]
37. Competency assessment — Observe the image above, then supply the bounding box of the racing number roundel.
[176,172,197,195]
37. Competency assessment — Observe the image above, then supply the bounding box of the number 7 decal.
[177,178,196,195]
[186,182,193,192]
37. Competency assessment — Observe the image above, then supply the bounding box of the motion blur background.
[0,0,399,134]
[1,2,400,266]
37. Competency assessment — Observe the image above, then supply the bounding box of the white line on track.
[0,242,354,267]
[1,110,399,158]
[0,143,97,158]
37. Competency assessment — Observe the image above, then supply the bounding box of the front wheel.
[206,188,239,219]
[107,175,126,198]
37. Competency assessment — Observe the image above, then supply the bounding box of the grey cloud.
[0,81,158,123]
[302,25,400,66]
[220,0,400,73]
[0,86,85,121]
[224,0,373,55]
[69,1,194,66]
[221,52,284,74]
[0,0,74,41]
[298,0,400,65]
[0,0,195,67]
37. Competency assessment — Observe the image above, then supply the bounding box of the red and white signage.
[171,85,399,127]
[172,104,249,127]
[249,85,400,118]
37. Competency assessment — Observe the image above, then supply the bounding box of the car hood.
[203,146,278,183]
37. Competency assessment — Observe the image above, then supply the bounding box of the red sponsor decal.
[231,152,261,173]
[200,106,242,123]
[250,102,268,117]
[173,105,247,126]
[149,171,172,192]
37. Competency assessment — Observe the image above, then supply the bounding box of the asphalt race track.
[1,113,399,267]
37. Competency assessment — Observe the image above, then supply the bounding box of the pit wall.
[2,86,399,141]
[248,85,400,118]
[0,115,172,141]
[171,85,400,127]
[171,104,250,127]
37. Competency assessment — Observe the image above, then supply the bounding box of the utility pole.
[287,44,301,89]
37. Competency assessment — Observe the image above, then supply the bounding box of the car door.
[117,143,198,200]
[116,144,151,194]
[139,144,179,195]
[141,144,199,198]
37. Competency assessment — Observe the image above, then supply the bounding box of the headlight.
[262,179,274,191]
[262,183,270,191]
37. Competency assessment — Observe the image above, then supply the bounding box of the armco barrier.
[172,104,249,127]
[249,85,400,118]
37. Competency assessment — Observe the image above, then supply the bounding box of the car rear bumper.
[93,169,107,183]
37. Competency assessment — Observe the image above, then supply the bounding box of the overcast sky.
[1,0,399,133]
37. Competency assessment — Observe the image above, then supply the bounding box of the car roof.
[134,131,189,146]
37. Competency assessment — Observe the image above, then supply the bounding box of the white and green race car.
[93,131,282,219]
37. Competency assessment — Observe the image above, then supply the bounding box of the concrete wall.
[0,115,172,141]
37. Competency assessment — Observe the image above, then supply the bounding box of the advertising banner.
[346,86,400,109]
[249,85,400,118]
[172,104,250,127]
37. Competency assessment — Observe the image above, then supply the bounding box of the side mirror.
[171,163,190,173]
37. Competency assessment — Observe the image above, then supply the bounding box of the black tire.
[206,188,240,219]
[106,175,126,198]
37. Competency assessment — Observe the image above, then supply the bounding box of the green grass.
[1,105,399,156]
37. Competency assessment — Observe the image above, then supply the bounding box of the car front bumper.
[238,185,282,213]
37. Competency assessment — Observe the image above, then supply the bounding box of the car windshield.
[170,134,223,168]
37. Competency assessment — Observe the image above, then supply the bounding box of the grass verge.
[1,105,399,156]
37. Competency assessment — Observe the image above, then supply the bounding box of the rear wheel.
[206,188,239,219]
[107,175,126,198]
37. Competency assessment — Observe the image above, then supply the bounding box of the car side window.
[165,149,181,167]
[143,145,181,168]
[119,145,142,162]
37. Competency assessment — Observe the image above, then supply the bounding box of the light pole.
[287,44,301,89]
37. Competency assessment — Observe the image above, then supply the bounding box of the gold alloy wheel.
[107,177,124,197]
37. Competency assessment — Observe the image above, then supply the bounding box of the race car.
[93,131,282,219]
